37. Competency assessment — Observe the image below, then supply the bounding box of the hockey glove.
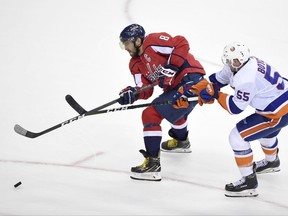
[172,79,209,109]
[173,97,190,109]
[172,83,195,109]
[118,86,138,105]
[158,65,178,88]
[198,83,219,106]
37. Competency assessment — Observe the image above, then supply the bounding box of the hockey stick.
[14,83,157,139]
[70,97,197,115]
[14,97,197,139]
[66,82,157,115]
[66,95,87,115]
[82,100,171,114]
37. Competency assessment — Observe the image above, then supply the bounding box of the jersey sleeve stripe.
[228,97,243,114]
[134,74,143,87]
[150,45,174,54]
[217,92,230,113]
[217,92,243,114]
[209,73,227,88]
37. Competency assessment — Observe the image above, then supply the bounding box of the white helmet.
[221,42,250,69]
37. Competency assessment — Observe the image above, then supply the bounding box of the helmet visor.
[119,40,132,50]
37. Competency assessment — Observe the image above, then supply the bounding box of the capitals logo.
[145,63,160,82]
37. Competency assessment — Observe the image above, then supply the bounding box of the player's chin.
[129,52,137,58]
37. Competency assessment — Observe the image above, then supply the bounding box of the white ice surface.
[1,0,288,215]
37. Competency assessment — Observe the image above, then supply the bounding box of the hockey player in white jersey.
[172,42,288,197]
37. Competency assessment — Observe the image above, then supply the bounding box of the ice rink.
[1,0,288,215]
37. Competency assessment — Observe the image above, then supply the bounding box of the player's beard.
[129,50,137,58]
[129,47,140,58]
[230,66,239,74]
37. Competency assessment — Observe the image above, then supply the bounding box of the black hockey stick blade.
[14,124,31,137]
[65,95,87,115]
[14,124,46,138]
[14,113,85,139]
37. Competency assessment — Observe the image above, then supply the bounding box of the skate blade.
[225,189,258,197]
[160,147,192,153]
[130,172,161,181]
[256,167,280,174]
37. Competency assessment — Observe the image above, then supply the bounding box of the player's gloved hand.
[172,83,195,109]
[118,86,138,105]
[173,97,190,109]
[158,65,178,88]
[172,78,209,109]
[198,83,219,106]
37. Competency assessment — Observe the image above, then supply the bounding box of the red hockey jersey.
[129,32,205,99]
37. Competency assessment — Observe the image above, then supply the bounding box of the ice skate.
[161,129,191,153]
[130,149,161,181]
[225,165,258,197]
[255,149,280,174]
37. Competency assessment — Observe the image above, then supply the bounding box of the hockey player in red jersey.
[118,24,208,181]
[173,42,288,197]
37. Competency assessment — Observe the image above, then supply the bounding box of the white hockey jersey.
[213,57,288,119]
